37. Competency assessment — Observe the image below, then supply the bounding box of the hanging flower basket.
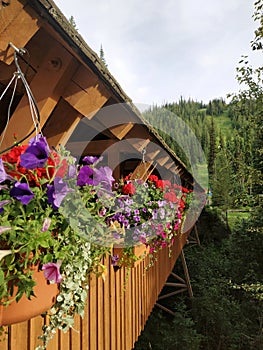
[0,263,58,326]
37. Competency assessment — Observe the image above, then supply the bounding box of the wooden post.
[156,249,193,315]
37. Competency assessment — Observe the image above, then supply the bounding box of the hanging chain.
[0,42,41,154]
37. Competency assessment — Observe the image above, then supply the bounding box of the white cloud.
[54,0,260,105]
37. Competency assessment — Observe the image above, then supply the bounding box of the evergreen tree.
[99,45,108,68]
[208,116,216,185]
[68,16,77,30]
[232,0,263,196]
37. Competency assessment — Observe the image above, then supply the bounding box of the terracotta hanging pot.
[0,264,59,326]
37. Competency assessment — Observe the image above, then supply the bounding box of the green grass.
[227,210,251,231]
[192,163,209,189]
[207,112,233,138]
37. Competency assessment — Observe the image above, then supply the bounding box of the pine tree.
[233,0,263,196]
[208,116,216,185]
[99,45,108,68]
[69,16,77,30]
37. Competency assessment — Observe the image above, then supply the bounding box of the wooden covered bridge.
[0,1,204,349]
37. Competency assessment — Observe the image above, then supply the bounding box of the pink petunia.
[0,226,11,234]
[41,218,51,232]
[42,261,62,283]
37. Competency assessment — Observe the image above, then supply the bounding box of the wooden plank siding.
[0,228,191,350]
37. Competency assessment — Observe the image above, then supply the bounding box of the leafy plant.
[0,135,115,348]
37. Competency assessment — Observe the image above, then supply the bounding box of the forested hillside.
[143,96,261,210]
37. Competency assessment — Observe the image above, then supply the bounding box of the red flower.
[155,180,165,189]
[182,187,190,193]
[122,182,136,195]
[164,191,178,203]
[148,174,158,183]
[155,179,171,189]
[178,198,186,211]
[46,152,67,179]
[2,145,27,164]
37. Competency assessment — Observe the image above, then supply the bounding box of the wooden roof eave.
[1,0,204,192]
[29,0,132,105]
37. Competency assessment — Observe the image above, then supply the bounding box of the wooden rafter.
[0,38,78,150]
[108,122,134,140]
[0,1,39,65]
[130,161,155,181]
[63,65,111,119]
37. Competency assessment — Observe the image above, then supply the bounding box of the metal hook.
[142,148,146,163]
[8,42,26,55]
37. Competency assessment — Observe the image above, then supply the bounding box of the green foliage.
[68,16,77,30]
[134,302,202,350]
[99,45,108,68]
[206,98,226,116]
[196,206,230,243]
[135,3,263,350]
[134,206,263,350]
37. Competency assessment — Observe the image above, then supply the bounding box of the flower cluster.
[0,134,115,348]
[0,134,193,347]
[109,173,192,264]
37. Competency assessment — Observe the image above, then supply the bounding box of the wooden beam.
[147,149,161,160]
[81,117,116,140]
[0,1,40,64]
[94,102,139,129]
[169,165,181,175]
[0,0,24,34]
[155,303,175,316]
[108,122,134,140]
[66,140,117,157]
[130,161,154,181]
[107,148,120,180]
[126,138,151,153]
[164,162,174,170]
[63,65,111,119]
[42,98,82,148]
[0,40,78,151]
[124,123,151,140]
[156,155,170,166]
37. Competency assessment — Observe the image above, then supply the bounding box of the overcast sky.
[55,0,260,107]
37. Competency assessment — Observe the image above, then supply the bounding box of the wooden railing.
[0,228,191,350]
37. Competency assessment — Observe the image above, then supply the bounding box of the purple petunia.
[67,164,77,179]
[10,182,34,205]
[133,215,140,222]
[42,261,62,283]
[125,207,131,216]
[82,156,100,165]
[93,166,114,191]
[159,208,165,220]
[152,208,158,220]
[0,199,11,213]
[111,255,119,266]
[20,135,50,169]
[0,159,13,183]
[77,166,94,186]
[157,200,166,208]
[47,177,74,209]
